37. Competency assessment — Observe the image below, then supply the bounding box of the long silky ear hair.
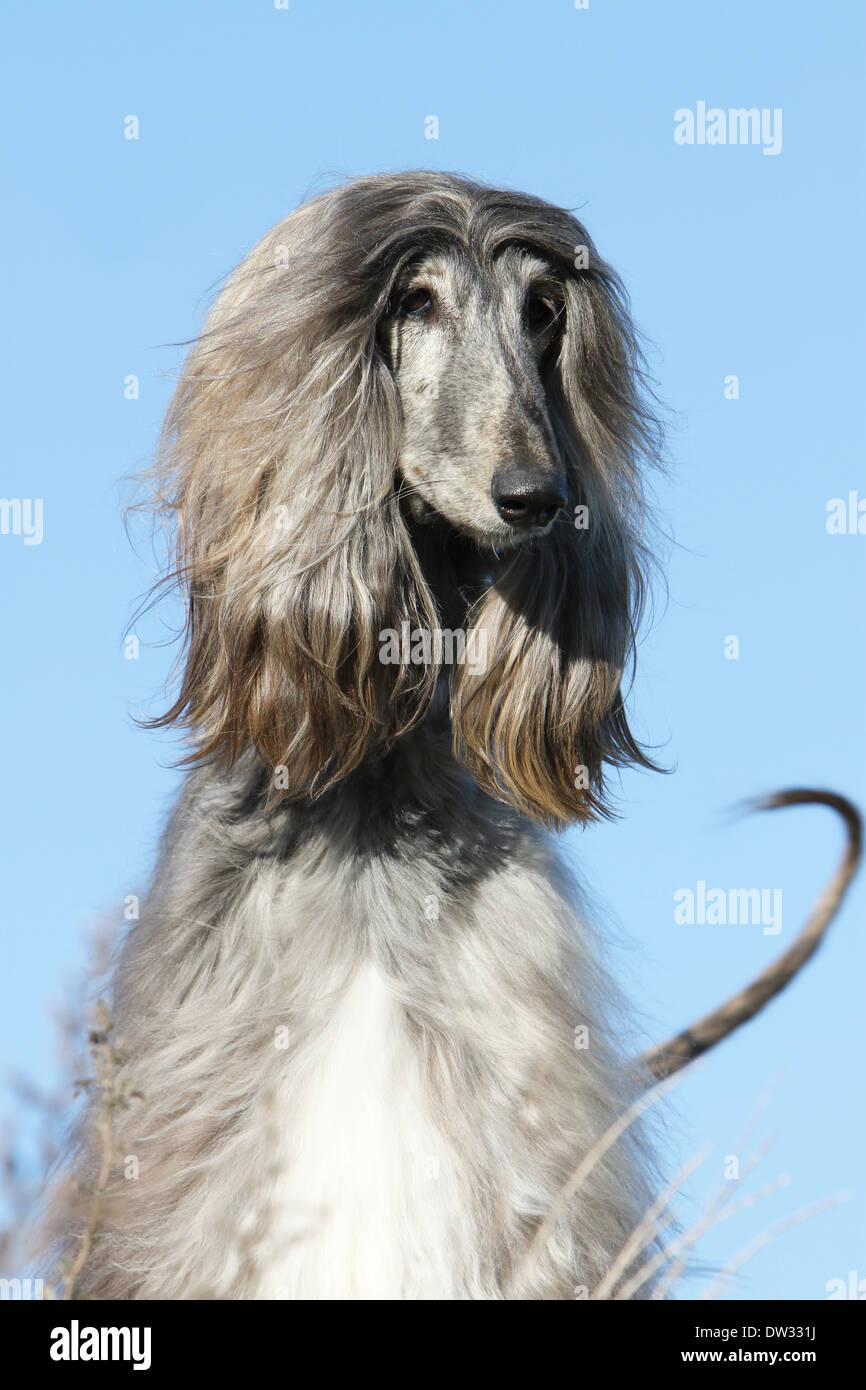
[452,223,662,829]
[143,188,441,796]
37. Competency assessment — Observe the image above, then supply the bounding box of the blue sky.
[2,0,864,1299]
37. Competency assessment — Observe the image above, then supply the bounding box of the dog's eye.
[525,294,561,333]
[397,287,433,318]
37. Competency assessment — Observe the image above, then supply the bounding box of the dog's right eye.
[397,287,433,318]
[525,293,561,334]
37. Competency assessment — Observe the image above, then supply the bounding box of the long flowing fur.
[49,172,672,1300]
[148,171,660,822]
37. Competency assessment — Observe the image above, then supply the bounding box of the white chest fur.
[251,964,477,1300]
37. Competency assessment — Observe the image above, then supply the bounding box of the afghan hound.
[51,171,860,1300]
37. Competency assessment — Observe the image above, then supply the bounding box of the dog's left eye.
[397,287,433,318]
[525,294,561,333]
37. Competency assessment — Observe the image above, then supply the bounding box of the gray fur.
[53,172,666,1299]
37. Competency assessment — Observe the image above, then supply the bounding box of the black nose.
[491,468,568,529]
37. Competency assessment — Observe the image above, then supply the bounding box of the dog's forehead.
[405,245,556,301]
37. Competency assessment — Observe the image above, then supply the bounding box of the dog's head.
[148,172,661,825]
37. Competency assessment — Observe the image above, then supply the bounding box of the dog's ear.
[145,220,438,797]
[452,255,660,828]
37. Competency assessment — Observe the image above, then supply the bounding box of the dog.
[51,172,860,1300]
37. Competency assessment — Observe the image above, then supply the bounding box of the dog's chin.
[472,521,554,554]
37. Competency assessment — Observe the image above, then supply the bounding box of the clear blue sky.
[2,0,864,1299]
